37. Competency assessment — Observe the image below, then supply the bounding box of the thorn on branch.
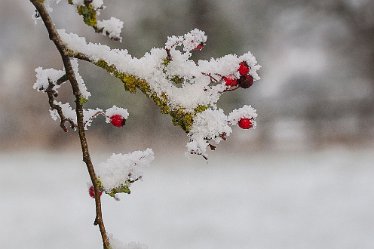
[34,10,40,19]
[94,217,99,226]
[209,144,216,150]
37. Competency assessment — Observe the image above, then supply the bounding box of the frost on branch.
[57,28,261,157]
[34,67,65,92]
[66,0,126,42]
[97,17,124,42]
[71,58,91,99]
[34,61,131,131]
[187,109,232,157]
[186,105,257,158]
[165,28,207,52]
[96,149,154,197]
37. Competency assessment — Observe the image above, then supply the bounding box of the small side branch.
[46,79,76,132]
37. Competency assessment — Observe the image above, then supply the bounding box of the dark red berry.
[238,62,250,76]
[223,76,238,87]
[238,74,254,88]
[89,186,102,198]
[194,43,205,51]
[110,114,126,127]
[238,118,253,129]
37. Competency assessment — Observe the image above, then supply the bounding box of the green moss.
[162,58,171,66]
[194,105,209,113]
[91,59,200,132]
[79,97,88,105]
[170,75,184,85]
[170,109,194,132]
[107,183,131,197]
[77,5,97,27]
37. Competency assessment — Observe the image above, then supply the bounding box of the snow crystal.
[187,109,232,156]
[34,67,65,92]
[96,149,154,191]
[97,17,124,42]
[105,106,129,123]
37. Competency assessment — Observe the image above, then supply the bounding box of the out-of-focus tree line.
[0,0,373,151]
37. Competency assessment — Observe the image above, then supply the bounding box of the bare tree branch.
[30,1,111,248]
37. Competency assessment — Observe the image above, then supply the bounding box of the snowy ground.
[1,148,374,249]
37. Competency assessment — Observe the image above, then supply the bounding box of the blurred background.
[1,0,374,248]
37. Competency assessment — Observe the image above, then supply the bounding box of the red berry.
[194,43,205,51]
[238,62,250,76]
[110,114,125,127]
[238,118,253,129]
[89,186,102,198]
[238,74,254,88]
[223,76,238,87]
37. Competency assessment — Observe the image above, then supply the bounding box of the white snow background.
[1,148,374,249]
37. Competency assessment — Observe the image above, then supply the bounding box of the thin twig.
[46,79,76,132]
[30,1,111,248]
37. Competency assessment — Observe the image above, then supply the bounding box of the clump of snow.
[33,60,90,99]
[97,17,124,42]
[96,149,154,191]
[49,101,77,123]
[187,109,232,157]
[70,59,91,99]
[165,28,207,52]
[228,105,258,125]
[105,106,129,123]
[34,67,65,92]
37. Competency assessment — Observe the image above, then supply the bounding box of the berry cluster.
[223,61,254,89]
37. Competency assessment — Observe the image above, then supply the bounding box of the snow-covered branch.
[58,28,260,157]
[30,0,262,248]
